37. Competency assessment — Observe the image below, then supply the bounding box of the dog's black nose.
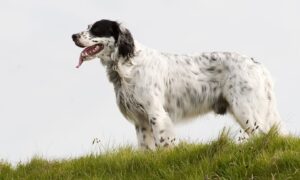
[72,34,80,41]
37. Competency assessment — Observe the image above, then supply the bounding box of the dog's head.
[72,19,135,68]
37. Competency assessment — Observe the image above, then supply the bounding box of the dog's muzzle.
[72,34,104,68]
[72,34,85,48]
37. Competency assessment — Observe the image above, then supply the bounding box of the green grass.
[1,129,300,180]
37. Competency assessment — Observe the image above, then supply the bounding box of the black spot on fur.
[107,63,121,88]
[150,120,156,125]
[176,99,182,108]
[211,56,217,61]
[136,103,145,111]
[267,92,272,101]
[206,67,215,72]
[245,127,250,133]
[212,95,229,115]
[150,117,156,121]
[150,118,156,125]
[160,137,165,143]
[251,57,260,64]
[185,59,191,65]
[246,120,249,124]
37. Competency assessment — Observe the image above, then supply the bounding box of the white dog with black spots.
[72,19,287,150]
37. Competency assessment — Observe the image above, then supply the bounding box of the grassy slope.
[1,130,300,180]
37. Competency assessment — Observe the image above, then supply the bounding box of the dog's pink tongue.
[76,56,84,68]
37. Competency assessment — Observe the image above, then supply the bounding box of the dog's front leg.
[148,110,177,148]
[135,120,156,150]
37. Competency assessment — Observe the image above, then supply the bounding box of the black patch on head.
[90,19,135,59]
[90,20,120,41]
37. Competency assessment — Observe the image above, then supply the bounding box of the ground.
[1,129,299,179]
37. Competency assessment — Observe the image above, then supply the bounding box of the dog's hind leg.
[224,80,265,140]
[227,69,287,138]
[229,98,263,141]
[226,85,286,140]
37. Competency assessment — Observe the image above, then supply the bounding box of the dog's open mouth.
[76,44,104,68]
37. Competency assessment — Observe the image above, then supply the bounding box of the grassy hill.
[1,129,299,179]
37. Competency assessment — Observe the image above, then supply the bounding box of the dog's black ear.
[112,23,135,59]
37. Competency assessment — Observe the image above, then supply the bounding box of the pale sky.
[0,0,299,164]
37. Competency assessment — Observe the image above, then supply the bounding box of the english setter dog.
[72,19,287,150]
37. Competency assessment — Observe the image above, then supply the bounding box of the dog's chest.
[111,65,148,122]
[115,87,148,123]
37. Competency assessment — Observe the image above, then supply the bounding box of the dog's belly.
[165,101,212,122]
[163,90,215,122]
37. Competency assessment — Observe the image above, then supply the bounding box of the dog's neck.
[102,40,144,90]
[105,61,122,90]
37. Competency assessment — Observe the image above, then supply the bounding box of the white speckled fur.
[74,22,287,150]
